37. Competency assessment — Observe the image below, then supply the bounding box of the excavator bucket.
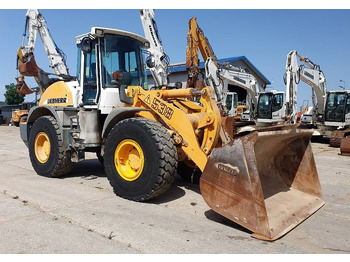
[16,78,34,95]
[16,55,42,95]
[18,55,42,77]
[200,125,324,241]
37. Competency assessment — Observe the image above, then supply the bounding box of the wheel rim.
[114,139,145,181]
[34,132,51,163]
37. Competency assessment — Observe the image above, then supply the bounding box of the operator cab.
[76,27,150,114]
[257,91,285,123]
[325,91,350,127]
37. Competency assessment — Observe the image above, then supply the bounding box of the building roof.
[148,56,271,86]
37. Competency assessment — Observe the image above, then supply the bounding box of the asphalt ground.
[0,125,349,254]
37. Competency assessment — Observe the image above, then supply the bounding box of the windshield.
[226,94,233,111]
[100,34,147,89]
[226,93,238,111]
[325,92,348,122]
[272,93,284,112]
[257,93,272,119]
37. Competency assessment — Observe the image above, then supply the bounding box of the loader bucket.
[200,125,324,241]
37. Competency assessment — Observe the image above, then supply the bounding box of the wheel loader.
[18,26,324,241]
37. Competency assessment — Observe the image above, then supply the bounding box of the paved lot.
[0,125,349,254]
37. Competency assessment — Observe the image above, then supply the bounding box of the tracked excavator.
[17,9,324,241]
[285,50,350,147]
[186,17,297,128]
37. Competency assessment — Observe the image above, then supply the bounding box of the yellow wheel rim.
[114,139,144,181]
[34,132,51,163]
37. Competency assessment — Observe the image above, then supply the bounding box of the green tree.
[4,83,24,105]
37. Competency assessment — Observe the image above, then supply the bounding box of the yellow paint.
[34,132,51,163]
[128,86,221,171]
[114,139,145,181]
[39,81,73,107]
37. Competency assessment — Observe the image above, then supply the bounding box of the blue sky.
[1,5,350,110]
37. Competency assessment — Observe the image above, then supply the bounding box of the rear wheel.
[28,116,73,177]
[104,118,178,201]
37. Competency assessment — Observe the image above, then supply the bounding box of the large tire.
[104,118,178,201]
[28,116,73,178]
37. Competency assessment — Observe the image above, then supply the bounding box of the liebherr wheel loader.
[17,11,324,241]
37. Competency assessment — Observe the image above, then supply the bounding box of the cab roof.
[75,27,150,48]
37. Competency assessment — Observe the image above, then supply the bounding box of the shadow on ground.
[62,159,106,179]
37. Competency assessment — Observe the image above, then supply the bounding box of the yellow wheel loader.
[19,26,324,241]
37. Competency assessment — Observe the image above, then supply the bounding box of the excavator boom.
[16,9,70,95]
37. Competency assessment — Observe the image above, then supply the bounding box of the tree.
[4,83,24,105]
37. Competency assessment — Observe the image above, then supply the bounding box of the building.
[147,56,271,104]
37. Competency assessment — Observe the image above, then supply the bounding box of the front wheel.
[104,118,178,201]
[28,116,73,177]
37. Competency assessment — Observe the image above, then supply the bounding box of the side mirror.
[81,37,93,53]
[146,55,156,68]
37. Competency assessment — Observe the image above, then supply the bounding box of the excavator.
[14,9,73,126]
[17,9,324,241]
[255,50,300,126]
[186,17,298,129]
[186,17,251,120]
[285,50,350,147]
[16,9,72,95]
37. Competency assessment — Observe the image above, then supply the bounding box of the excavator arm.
[284,50,327,122]
[186,17,264,119]
[205,57,263,116]
[186,17,218,90]
[139,9,170,87]
[16,9,70,95]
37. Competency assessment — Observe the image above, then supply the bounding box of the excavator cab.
[325,91,350,125]
[257,91,285,123]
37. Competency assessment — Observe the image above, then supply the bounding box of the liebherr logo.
[233,76,246,84]
[148,25,158,47]
[47,97,67,104]
[304,71,314,80]
[216,163,240,176]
